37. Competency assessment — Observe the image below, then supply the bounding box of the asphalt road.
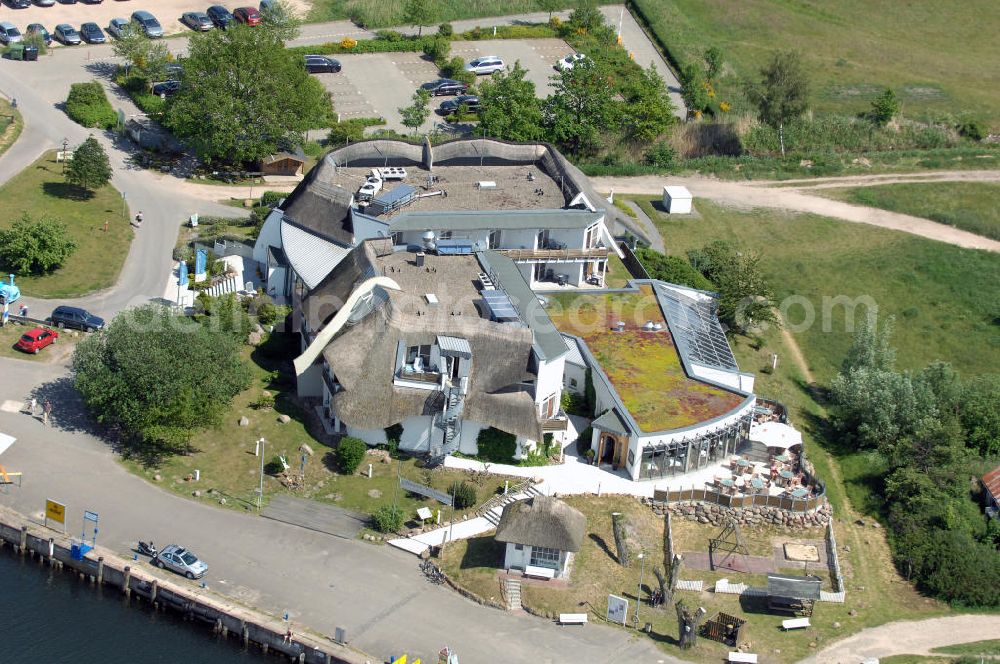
[0,359,672,664]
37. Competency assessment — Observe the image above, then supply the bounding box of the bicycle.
[420,560,445,585]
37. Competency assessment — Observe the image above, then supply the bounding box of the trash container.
[23,45,38,61]
[8,43,24,61]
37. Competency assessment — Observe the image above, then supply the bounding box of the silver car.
[153,544,208,579]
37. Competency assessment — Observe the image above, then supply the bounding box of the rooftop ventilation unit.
[614,321,625,332]
[422,230,436,252]
[643,321,655,331]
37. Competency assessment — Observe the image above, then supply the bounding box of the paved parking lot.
[315,38,575,132]
[0,0,309,38]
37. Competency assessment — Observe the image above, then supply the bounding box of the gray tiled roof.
[562,334,586,366]
[591,408,631,436]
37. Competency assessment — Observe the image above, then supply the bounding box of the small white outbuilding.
[662,185,693,214]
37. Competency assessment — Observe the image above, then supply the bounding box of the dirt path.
[798,614,1000,663]
[781,328,816,385]
[745,169,1000,189]
[591,171,1000,252]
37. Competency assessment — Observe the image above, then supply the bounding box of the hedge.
[65,82,117,130]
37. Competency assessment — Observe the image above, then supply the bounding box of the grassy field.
[934,639,1000,657]
[307,0,573,27]
[631,0,1000,127]
[122,332,517,525]
[0,98,22,157]
[821,182,1000,241]
[0,324,80,363]
[638,197,1000,382]
[0,152,131,298]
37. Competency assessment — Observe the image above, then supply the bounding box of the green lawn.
[638,197,1000,383]
[0,98,22,157]
[0,323,80,363]
[934,639,1000,657]
[821,182,1000,241]
[307,0,573,26]
[122,332,517,525]
[0,152,132,298]
[631,0,1000,127]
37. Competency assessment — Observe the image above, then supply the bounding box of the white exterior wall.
[535,355,565,408]
[351,211,390,242]
[504,542,526,570]
[689,364,756,394]
[345,426,388,446]
[252,209,283,264]
[400,415,437,453]
[297,363,324,398]
[457,420,484,455]
[504,229,538,250]
[563,360,587,395]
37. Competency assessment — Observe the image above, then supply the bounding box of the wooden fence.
[652,486,826,513]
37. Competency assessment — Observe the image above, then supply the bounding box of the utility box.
[8,43,24,61]
[662,185,693,214]
[23,45,38,61]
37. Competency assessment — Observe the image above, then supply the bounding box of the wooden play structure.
[701,611,747,647]
[709,516,751,571]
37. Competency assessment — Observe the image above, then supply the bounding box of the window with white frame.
[406,345,432,371]
[539,393,557,419]
[530,546,560,569]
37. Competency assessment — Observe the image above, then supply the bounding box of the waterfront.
[0,549,265,664]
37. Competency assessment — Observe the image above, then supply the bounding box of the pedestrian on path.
[43,399,52,426]
[19,304,28,318]
[28,397,37,416]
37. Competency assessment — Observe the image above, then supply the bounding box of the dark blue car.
[50,305,104,332]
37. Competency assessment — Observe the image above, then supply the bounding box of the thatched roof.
[280,159,354,246]
[495,496,586,553]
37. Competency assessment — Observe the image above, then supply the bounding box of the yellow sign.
[45,499,66,524]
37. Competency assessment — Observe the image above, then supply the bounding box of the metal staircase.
[427,382,465,467]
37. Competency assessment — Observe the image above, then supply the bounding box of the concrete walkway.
[623,198,666,252]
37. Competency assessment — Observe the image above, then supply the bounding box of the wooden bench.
[727,653,758,663]
[523,565,556,580]
[782,617,811,630]
[558,613,588,625]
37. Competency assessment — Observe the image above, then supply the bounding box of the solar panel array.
[482,290,519,321]
[657,285,738,371]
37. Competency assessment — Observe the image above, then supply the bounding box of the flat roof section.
[545,286,745,433]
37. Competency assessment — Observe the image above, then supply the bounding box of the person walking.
[19,304,28,318]
[42,399,52,426]
[28,397,37,416]
[135,211,144,226]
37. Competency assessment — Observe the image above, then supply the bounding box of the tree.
[544,58,619,156]
[870,87,900,127]
[634,248,713,290]
[73,305,252,456]
[477,61,544,141]
[568,0,603,32]
[399,87,431,133]
[66,136,113,193]
[703,46,724,83]
[537,0,563,21]
[747,51,810,156]
[335,437,367,474]
[402,0,436,36]
[165,27,332,165]
[112,28,171,80]
[678,63,709,118]
[689,241,777,332]
[842,313,895,373]
[621,64,676,142]
[258,0,301,42]
[448,481,477,509]
[960,374,1000,456]
[0,214,77,275]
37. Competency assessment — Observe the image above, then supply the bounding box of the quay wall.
[0,506,368,664]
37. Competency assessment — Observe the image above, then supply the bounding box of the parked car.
[304,55,341,74]
[26,24,52,45]
[232,6,261,25]
[181,11,213,31]
[438,95,480,115]
[130,10,163,38]
[153,544,208,579]
[151,80,180,96]
[555,53,586,71]
[80,22,106,43]
[81,0,104,5]
[464,56,504,76]
[16,327,59,355]
[0,22,22,45]
[421,78,467,96]
[49,305,104,332]
[33,0,56,7]
[53,24,81,45]
[206,5,234,29]
[3,0,31,9]
[106,17,131,39]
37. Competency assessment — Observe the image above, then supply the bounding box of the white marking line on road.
[1,400,24,413]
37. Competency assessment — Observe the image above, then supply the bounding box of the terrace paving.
[546,285,744,432]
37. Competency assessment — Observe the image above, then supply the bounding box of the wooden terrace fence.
[652,487,826,513]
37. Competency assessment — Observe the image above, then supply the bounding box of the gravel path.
[591,172,1000,252]
[798,614,1000,663]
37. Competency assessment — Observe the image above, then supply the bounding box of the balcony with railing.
[499,247,609,263]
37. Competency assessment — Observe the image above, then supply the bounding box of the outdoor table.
[779,470,794,479]
[750,477,764,490]
[720,478,734,488]
[790,488,808,499]
[774,453,790,463]
[737,459,750,468]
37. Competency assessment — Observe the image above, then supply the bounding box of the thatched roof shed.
[495,496,586,553]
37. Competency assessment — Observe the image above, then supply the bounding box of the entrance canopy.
[749,421,801,450]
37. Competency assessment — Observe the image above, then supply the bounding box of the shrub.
[0,214,77,275]
[372,505,404,533]
[957,119,987,141]
[340,37,357,49]
[264,455,285,475]
[65,82,117,130]
[250,392,276,410]
[260,190,286,207]
[375,29,404,41]
[575,427,593,456]
[448,481,477,509]
[437,22,453,37]
[423,37,450,63]
[327,117,386,146]
[335,436,367,474]
[645,142,677,169]
[475,427,516,463]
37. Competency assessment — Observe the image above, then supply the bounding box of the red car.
[233,7,261,25]
[16,327,59,355]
